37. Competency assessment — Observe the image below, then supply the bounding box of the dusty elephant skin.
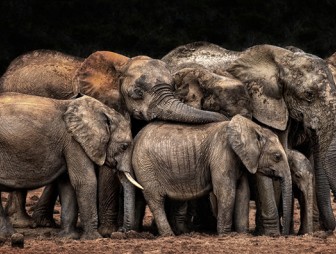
[0,49,226,236]
[132,115,292,236]
[0,92,136,240]
[172,65,252,119]
[162,41,336,233]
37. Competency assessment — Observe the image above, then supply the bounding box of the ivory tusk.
[125,172,144,190]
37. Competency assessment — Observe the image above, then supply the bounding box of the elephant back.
[0,50,83,99]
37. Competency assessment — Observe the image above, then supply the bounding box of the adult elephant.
[162,41,336,233]
[0,92,139,239]
[0,49,226,236]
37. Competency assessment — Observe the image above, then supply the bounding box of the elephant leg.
[233,173,250,233]
[0,192,15,238]
[66,154,101,239]
[31,184,58,227]
[253,174,280,236]
[190,196,217,233]
[214,183,236,235]
[5,190,35,228]
[166,199,189,235]
[57,174,79,239]
[144,191,173,236]
[133,188,146,232]
[97,166,120,237]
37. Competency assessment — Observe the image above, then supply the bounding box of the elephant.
[162,41,336,233]
[172,64,317,235]
[172,65,252,119]
[132,115,293,236]
[0,49,226,236]
[287,149,314,234]
[0,92,141,239]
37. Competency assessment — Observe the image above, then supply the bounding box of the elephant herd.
[0,41,336,240]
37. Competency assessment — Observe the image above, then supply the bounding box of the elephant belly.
[166,182,213,201]
[0,150,66,190]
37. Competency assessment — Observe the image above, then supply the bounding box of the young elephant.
[0,92,141,239]
[132,115,292,236]
[287,150,314,234]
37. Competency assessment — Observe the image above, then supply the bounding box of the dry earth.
[1,188,336,254]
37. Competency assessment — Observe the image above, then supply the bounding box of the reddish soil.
[1,188,336,254]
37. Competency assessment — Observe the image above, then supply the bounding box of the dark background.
[1,0,336,75]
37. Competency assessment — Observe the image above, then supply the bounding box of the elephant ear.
[73,51,130,112]
[226,45,289,131]
[228,115,267,174]
[64,95,112,166]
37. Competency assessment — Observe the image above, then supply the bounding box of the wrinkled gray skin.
[163,65,252,234]
[0,93,135,240]
[0,50,226,236]
[287,150,314,234]
[162,42,336,233]
[171,64,315,235]
[132,115,292,236]
[173,65,252,119]
[324,54,336,199]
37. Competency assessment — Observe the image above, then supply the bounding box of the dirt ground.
[1,189,336,254]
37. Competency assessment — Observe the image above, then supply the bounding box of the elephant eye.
[304,90,314,102]
[273,152,282,163]
[129,87,144,100]
[121,142,130,151]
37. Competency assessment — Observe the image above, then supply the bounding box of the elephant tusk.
[125,172,144,190]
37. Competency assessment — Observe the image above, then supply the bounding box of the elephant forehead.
[129,59,170,75]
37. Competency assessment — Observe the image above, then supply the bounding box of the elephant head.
[63,95,139,180]
[227,115,292,235]
[287,149,314,234]
[173,65,252,119]
[226,45,336,230]
[73,51,226,123]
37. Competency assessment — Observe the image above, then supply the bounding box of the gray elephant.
[172,65,252,119]
[132,115,293,236]
[0,49,226,236]
[162,42,336,233]
[0,92,141,240]
[287,150,314,234]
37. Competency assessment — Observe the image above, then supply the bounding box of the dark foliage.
[0,0,336,74]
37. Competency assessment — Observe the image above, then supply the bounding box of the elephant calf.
[132,115,293,236]
[0,92,141,239]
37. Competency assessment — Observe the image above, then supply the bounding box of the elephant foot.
[8,212,36,228]
[253,226,280,236]
[98,224,118,237]
[173,222,190,235]
[0,216,15,238]
[32,213,57,228]
[80,230,102,240]
[160,232,174,237]
[58,229,80,240]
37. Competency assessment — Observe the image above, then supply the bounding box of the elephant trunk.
[280,173,293,235]
[324,135,336,197]
[313,129,336,231]
[149,84,228,123]
[298,180,314,234]
[119,172,135,231]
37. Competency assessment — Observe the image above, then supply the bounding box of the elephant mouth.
[104,158,117,168]
[262,168,280,179]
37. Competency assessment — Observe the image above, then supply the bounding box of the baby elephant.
[132,115,293,236]
[0,92,140,239]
